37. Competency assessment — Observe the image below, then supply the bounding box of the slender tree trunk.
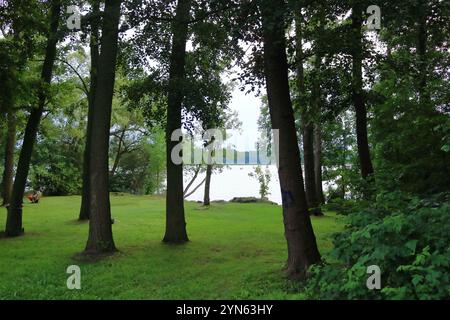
[313,124,325,204]
[5,0,61,237]
[79,0,100,221]
[341,117,347,199]
[1,110,16,207]
[183,165,201,195]
[156,170,160,194]
[184,177,205,198]
[302,121,322,214]
[261,0,321,279]
[110,128,125,177]
[295,13,322,216]
[84,0,121,254]
[351,5,374,182]
[417,0,429,107]
[163,0,191,243]
[203,164,212,206]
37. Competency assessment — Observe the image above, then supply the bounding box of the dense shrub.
[305,192,450,299]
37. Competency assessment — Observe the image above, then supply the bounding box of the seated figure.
[27,190,42,204]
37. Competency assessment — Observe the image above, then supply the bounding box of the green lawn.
[0,195,341,299]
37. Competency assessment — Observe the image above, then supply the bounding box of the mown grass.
[0,195,342,299]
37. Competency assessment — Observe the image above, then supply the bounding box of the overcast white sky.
[228,81,262,150]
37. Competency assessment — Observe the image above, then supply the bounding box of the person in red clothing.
[27,190,42,203]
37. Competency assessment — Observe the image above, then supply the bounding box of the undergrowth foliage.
[305,192,450,299]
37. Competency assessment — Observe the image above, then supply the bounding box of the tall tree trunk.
[417,0,429,107]
[203,164,212,206]
[79,0,100,221]
[5,0,61,237]
[295,13,322,216]
[313,123,325,204]
[84,0,121,254]
[311,54,325,208]
[312,7,325,206]
[351,5,374,182]
[260,0,321,279]
[1,110,16,207]
[163,0,191,243]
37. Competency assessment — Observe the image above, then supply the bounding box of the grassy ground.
[0,195,342,299]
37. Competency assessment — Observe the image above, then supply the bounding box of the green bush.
[323,197,361,215]
[305,192,450,299]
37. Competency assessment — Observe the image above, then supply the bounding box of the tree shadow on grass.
[72,249,120,264]
[65,219,89,225]
[0,230,32,240]
[194,205,211,211]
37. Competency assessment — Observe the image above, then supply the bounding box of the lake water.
[184,165,335,205]
[184,165,282,204]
